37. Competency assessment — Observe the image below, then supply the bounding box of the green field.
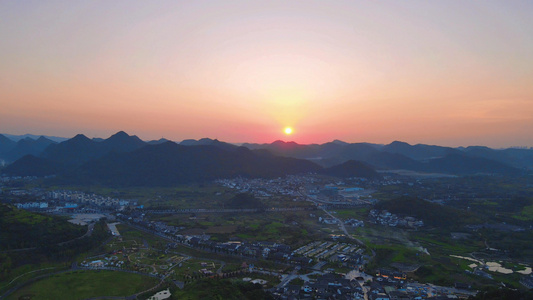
[333,207,370,219]
[7,270,159,300]
[44,184,235,209]
[152,210,328,247]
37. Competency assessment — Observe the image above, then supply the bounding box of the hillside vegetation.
[375,197,480,228]
[0,204,85,250]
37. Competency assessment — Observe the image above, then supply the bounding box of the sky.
[1,1,532,147]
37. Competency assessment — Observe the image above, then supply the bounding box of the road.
[321,209,351,238]
[312,261,327,271]
[276,267,300,289]
[304,191,361,245]
[302,191,374,258]
[145,207,315,214]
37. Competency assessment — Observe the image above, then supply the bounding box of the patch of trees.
[224,193,264,209]
[0,220,110,281]
[38,220,111,261]
[173,278,273,300]
[375,196,480,228]
[0,253,13,281]
[0,204,85,250]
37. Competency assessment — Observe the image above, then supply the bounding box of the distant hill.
[41,131,147,166]
[465,146,533,170]
[0,134,17,160]
[424,153,520,175]
[1,133,68,143]
[3,136,56,162]
[2,131,530,179]
[382,141,459,160]
[242,140,323,159]
[41,134,98,166]
[180,138,238,152]
[320,160,381,179]
[59,142,322,186]
[3,155,65,176]
[147,138,170,145]
[0,135,56,163]
[242,140,527,175]
[375,196,480,228]
[102,131,146,150]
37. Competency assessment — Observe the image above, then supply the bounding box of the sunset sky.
[1,1,532,147]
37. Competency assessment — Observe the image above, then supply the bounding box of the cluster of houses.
[4,188,136,211]
[183,238,306,264]
[116,211,315,266]
[275,273,365,300]
[81,257,125,269]
[318,216,338,225]
[276,269,475,300]
[13,200,78,210]
[368,210,424,229]
[308,185,370,203]
[345,218,364,228]
[116,210,366,270]
[0,175,37,183]
[293,241,363,266]
[368,275,476,299]
[117,212,184,235]
[46,190,135,208]
[521,275,533,289]
[216,175,321,199]
[14,202,48,209]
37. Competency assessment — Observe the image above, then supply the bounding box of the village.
[368,209,424,229]
[7,188,136,211]
[73,213,479,300]
[109,210,481,299]
[2,174,532,299]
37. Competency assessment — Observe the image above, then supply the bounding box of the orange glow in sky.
[1,1,533,147]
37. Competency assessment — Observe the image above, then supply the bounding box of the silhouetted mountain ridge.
[41,132,147,166]
[62,142,322,186]
[242,140,527,175]
[4,136,56,162]
[0,135,56,163]
[2,132,530,180]
[0,134,17,159]
[180,138,238,152]
[382,141,459,160]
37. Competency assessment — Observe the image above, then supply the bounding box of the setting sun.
[284,127,293,135]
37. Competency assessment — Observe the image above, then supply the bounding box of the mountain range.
[1,131,531,186]
[0,135,57,163]
[242,140,531,173]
